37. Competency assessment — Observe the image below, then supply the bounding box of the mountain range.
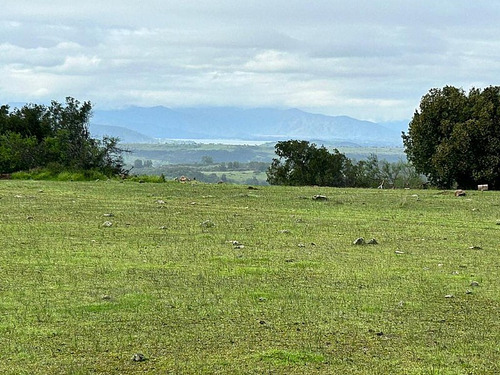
[93,106,408,146]
[90,106,408,146]
[5,101,408,146]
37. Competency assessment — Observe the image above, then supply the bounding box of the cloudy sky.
[1,1,499,121]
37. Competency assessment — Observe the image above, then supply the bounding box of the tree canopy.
[266,140,351,187]
[266,140,422,188]
[403,86,500,189]
[0,98,125,176]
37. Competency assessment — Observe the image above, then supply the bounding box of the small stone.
[444,294,454,298]
[102,221,113,227]
[103,213,114,217]
[102,295,112,300]
[298,243,306,248]
[234,245,245,249]
[159,226,167,230]
[395,250,405,254]
[312,194,328,201]
[367,238,378,245]
[131,353,147,362]
[258,297,267,302]
[156,200,165,204]
[470,281,480,287]
[465,290,473,295]
[469,246,482,250]
[353,237,365,245]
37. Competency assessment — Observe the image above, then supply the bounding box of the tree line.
[268,86,500,189]
[3,86,499,189]
[0,98,125,176]
[266,140,422,188]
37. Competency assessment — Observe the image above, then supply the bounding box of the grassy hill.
[1,180,498,374]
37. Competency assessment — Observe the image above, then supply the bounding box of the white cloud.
[1,1,500,120]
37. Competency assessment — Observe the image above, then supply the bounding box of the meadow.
[0,180,498,374]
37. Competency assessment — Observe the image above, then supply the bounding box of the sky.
[1,1,500,122]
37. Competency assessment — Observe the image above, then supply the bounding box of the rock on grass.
[131,353,147,362]
[353,237,365,245]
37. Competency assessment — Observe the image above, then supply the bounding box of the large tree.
[0,97,125,175]
[266,140,351,186]
[403,86,500,189]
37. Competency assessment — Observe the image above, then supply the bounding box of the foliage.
[267,140,422,188]
[1,180,498,373]
[403,86,500,189]
[0,98,126,176]
[201,155,214,165]
[127,174,166,183]
[267,140,351,186]
[11,168,109,181]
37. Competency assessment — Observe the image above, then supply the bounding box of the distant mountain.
[91,106,407,146]
[89,124,154,143]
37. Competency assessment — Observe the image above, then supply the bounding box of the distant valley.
[90,106,409,147]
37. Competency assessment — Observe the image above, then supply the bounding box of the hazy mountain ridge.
[89,124,155,143]
[88,106,408,146]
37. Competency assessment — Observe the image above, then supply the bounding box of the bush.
[11,171,33,180]
[11,168,108,181]
[1,98,125,176]
[127,175,166,183]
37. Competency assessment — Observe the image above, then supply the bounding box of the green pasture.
[0,180,498,374]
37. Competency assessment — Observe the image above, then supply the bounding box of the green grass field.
[0,180,498,374]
